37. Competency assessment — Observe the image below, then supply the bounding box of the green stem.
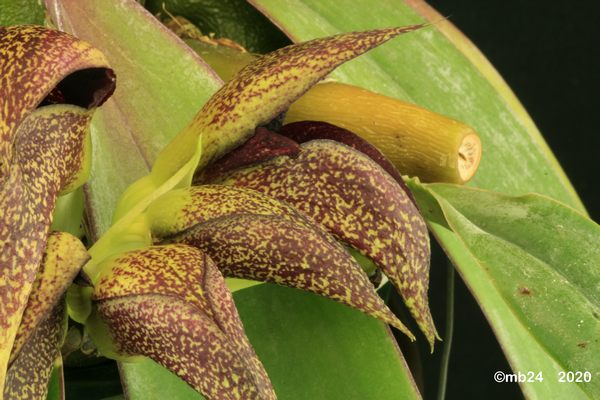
[437,262,455,400]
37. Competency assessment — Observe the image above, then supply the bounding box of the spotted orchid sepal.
[0,25,114,390]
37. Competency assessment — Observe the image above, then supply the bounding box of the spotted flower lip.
[4,300,66,400]
[0,26,113,160]
[10,232,89,365]
[0,104,96,390]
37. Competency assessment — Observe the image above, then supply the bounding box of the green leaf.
[45,364,64,400]
[0,0,45,26]
[120,359,204,400]
[408,181,599,399]
[145,0,290,53]
[249,0,584,211]
[52,188,86,237]
[237,285,420,399]
[249,2,596,398]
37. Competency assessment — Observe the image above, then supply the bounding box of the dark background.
[415,1,599,399]
[428,0,600,222]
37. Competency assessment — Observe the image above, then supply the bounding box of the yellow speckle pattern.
[0,105,92,385]
[149,186,412,335]
[148,185,327,239]
[211,139,438,347]
[148,25,424,184]
[164,209,412,339]
[112,25,423,252]
[0,26,112,389]
[93,245,276,400]
[10,232,88,364]
[0,26,109,172]
[4,300,66,400]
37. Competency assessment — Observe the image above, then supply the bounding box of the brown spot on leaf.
[519,286,532,296]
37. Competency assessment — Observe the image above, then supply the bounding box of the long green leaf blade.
[409,182,599,399]
[249,0,583,211]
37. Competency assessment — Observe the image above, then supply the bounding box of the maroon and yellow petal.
[151,25,425,180]
[280,121,404,184]
[0,105,94,381]
[147,184,408,334]
[164,214,412,339]
[197,128,301,184]
[10,232,88,364]
[4,300,67,400]
[0,25,113,168]
[93,245,276,400]
[147,185,319,239]
[206,138,436,347]
[112,25,424,225]
[0,26,113,384]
